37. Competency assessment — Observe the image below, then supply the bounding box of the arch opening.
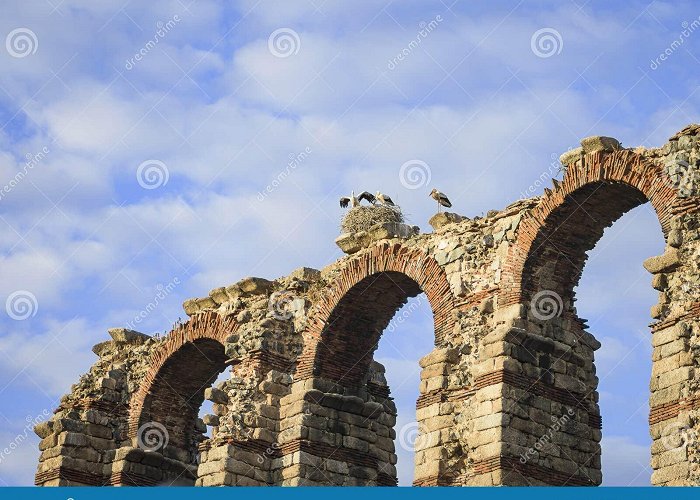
[314,271,425,385]
[522,181,649,313]
[575,204,663,485]
[374,294,435,486]
[292,260,456,487]
[504,157,683,486]
[137,338,228,460]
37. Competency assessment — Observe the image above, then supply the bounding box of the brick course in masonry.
[36,125,700,486]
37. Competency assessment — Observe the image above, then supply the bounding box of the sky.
[0,0,696,487]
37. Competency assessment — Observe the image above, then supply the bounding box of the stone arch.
[128,312,238,461]
[492,148,694,486]
[278,242,457,486]
[500,149,679,311]
[296,242,456,384]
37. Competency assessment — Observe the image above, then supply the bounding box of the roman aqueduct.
[34,125,700,486]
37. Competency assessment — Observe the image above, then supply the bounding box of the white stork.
[430,188,452,212]
[339,190,375,208]
[375,191,395,206]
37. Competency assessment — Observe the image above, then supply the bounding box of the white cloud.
[0,0,697,486]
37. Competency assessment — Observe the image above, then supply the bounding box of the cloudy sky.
[0,0,697,487]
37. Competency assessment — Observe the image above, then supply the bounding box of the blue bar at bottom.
[0,487,697,499]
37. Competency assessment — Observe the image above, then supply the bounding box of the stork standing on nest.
[430,188,452,213]
[339,190,375,208]
[375,191,395,206]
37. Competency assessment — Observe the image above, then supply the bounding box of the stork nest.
[341,205,405,234]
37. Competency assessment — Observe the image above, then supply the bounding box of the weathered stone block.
[237,277,274,295]
[580,135,621,153]
[289,267,321,282]
[428,212,466,230]
[559,146,584,166]
[643,249,680,274]
[107,328,150,344]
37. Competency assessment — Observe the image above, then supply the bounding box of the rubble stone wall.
[35,125,700,486]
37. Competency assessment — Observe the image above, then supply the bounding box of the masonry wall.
[35,124,700,487]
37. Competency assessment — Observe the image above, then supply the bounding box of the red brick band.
[455,287,499,310]
[377,472,398,486]
[416,387,475,409]
[109,471,159,486]
[296,243,455,383]
[474,455,595,486]
[128,311,238,439]
[35,467,107,486]
[649,395,700,425]
[413,456,595,486]
[367,382,390,399]
[500,149,679,308]
[416,371,601,428]
[650,301,700,333]
[243,349,294,373]
[279,439,378,469]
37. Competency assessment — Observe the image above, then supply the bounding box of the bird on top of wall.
[375,191,395,206]
[339,190,375,208]
[430,188,452,212]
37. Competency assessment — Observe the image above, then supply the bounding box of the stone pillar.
[277,362,397,486]
[413,348,461,486]
[473,311,602,486]
[34,363,130,486]
[195,356,292,486]
[645,215,700,486]
[34,405,118,486]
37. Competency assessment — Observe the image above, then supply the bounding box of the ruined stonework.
[35,125,700,486]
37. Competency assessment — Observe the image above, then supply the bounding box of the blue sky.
[0,0,696,487]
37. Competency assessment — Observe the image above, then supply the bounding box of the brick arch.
[500,149,679,310]
[296,242,455,384]
[128,311,238,456]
